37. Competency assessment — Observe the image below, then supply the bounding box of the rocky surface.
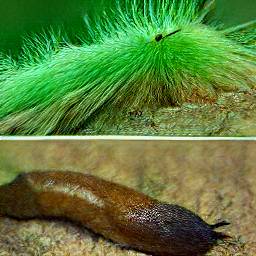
[82,91,256,136]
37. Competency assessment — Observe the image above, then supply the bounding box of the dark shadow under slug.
[0,171,230,256]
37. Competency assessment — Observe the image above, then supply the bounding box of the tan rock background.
[0,140,255,255]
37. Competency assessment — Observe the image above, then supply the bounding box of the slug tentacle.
[0,171,230,256]
[210,220,231,229]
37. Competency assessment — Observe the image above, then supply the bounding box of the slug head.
[127,203,229,256]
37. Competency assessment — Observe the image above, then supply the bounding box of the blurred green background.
[0,0,255,56]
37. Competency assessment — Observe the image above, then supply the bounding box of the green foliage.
[0,0,255,135]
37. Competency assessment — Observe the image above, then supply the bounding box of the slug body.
[0,0,255,135]
[0,171,229,256]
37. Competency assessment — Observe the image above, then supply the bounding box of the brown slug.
[0,171,230,256]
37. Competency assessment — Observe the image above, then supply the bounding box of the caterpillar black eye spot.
[155,34,163,42]
[155,29,181,42]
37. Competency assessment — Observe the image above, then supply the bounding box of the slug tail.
[0,185,7,217]
[0,173,40,219]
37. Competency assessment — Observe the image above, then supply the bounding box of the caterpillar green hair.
[0,0,255,135]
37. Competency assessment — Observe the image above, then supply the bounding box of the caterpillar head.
[88,0,255,106]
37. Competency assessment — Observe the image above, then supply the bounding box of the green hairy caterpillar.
[0,0,255,135]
